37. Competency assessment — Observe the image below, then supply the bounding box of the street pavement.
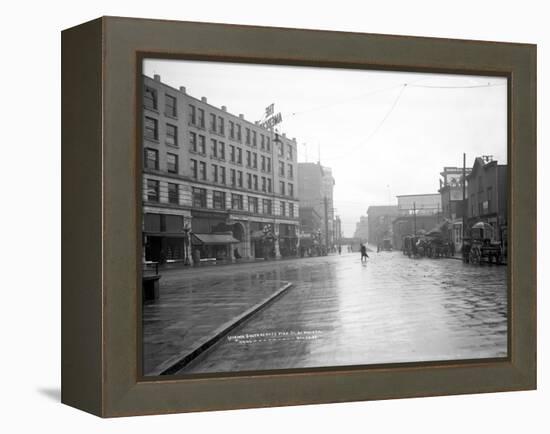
[143,249,507,376]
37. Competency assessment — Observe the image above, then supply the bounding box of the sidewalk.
[159,252,338,271]
[142,269,293,376]
[159,256,284,271]
[391,251,507,265]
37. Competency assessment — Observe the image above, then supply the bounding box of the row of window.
[146,114,294,161]
[188,103,285,153]
[190,159,294,197]
[144,86,295,158]
[145,179,295,216]
[144,87,177,118]
[145,126,295,178]
[144,117,179,147]
[144,148,294,197]
[191,135,293,175]
[145,179,181,205]
[144,148,179,173]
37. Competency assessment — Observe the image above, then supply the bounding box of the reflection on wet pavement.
[177,250,507,374]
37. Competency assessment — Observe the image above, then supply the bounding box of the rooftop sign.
[259,103,282,129]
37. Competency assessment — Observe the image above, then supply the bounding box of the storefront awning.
[144,232,188,238]
[192,233,240,245]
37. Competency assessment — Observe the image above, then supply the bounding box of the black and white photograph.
[140,59,509,377]
[2,0,545,429]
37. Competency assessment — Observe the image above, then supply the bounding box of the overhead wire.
[407,82,506,89]
[322,83,408,161]
[306,80,505,163]
[286,82,405,117]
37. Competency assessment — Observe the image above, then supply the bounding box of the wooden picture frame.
[61,16,536,417]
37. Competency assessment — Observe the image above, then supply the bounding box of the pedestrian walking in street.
[360,243,369,263]
[338,245,342,255]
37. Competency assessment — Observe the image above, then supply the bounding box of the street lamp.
[316,228,322,256]
[262,224,272,260]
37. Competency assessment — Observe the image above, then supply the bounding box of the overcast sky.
[144,59,507,237]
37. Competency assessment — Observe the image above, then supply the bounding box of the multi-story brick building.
[465,156,507,248]
[142,74,300,264]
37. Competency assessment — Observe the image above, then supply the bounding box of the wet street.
[171,249,507,375]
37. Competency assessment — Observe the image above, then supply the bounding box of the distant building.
[353,215,369,241]
[392,214,440,250]
[466,156,507,251]
[299,207,322,233]
[392,194,442,250]
[396,193,441,215]
[366,206,399,246]
[298,162,336,248]
[297,206,322,254]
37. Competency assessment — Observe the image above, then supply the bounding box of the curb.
[151,282,294,376]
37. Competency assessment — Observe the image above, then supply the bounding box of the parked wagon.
[381,237,393,251]
[463,222,503,265]
[403,235,422,257]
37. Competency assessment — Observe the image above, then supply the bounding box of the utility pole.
[413,201,417,236]
[270,128,279,259]
[318,143,321,164]
[324,196,330,250]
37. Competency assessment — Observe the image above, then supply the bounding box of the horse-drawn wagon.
[462,222,503,265]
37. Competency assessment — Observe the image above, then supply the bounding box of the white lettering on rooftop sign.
[260,112,282,129]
